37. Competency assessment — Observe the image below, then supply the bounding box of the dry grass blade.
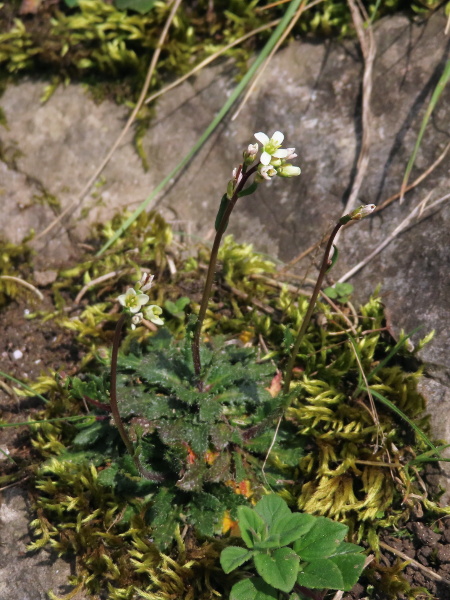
[74,271,119,305]
[231,0,324,121]
[0,275,44,301]
[34,0,183,242]
[380,540,450,584]
[376,141,450,212]
[338,191,450,283]
[335,0,376,247]
[144,19,281,106]
[278,141,449,272]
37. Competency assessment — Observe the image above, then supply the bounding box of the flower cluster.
[117,272,164,329]
[252,131,301,182]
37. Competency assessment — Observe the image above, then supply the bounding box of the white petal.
[254,132,269,145]
[272,131,284,144]
[273,149,289,158]
[260,151,272,165]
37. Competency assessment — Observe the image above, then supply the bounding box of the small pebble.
[12,349,23,360]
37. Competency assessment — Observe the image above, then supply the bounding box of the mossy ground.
[1,210,449,599]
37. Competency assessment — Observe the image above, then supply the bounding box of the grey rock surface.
[0,8,449,598]
[0,488,87,600]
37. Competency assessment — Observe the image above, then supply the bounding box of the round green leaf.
[330,553,366,590]
[230,577,279,600]
[293,516,347,560]
[297,557,344,590]
[254,494,291,529]
[254,547,299,593]
[220,546,253,574]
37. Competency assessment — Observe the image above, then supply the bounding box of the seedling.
[324,282,354,303]
[221,494,366,600]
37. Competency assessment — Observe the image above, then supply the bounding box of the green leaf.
[271,512,316,546]
[114,0,156,14]
[254,494,291,530]
[335,282,353,296]
[164,297,190,319]
[176,461,208,492]
[253,547,299,593]
[71,420,106,447]
[146,488,179,549]
[253,534,282,550]
[220,546,253,573]
[188,492,223,535]
[198,396,222,422]
[326,244,339,272]
[97,464,119,487]
[329,552,366,590]
[237,506,266,548]
[331,541,365,556]
[215,194,230,232]
[297,558,344,590]
[238,181,258,198]
[323,286,338,299]
[230,577,279,600]
[293,517,347,560]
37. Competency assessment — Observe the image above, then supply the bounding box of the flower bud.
[243,143,258,165]
[276,164,301,178]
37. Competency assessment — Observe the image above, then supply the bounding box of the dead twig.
[74,271,119,305]
[231,0,324,120]
[380,540,450,584]
[0,275,44,301]
[336,0,376,242]
[144,20,281,106]
[338,191,450,283]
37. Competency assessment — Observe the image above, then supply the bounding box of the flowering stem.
[111,313,164,481]
[192,165,258,387]
[283,205,375,394]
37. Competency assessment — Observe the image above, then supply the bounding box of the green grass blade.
[0,415,94,428]
[364,386,441,458]
[400,59,450,200]
[96,0,304,256]
[365,326,422,382]
[410,444,450,465]
[0,370,49,404]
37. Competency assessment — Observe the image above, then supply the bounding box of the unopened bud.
[340,204,376,225]
[243,143,259,165]
[277,164,301,178]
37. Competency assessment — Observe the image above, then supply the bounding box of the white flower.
[131,312,144,330]
[257,164,277,181]
[144,305,164,326]
[117,288,149,313]
[247,143,258,156]
[254,131,288,165]
[284,148,297,160]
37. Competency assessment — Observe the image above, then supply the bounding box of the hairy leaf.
[254,547,299,592]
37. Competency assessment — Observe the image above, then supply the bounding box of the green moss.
[15,209,447,599]
[0,0,442,92]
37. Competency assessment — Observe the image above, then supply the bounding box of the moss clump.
[16,209,447,600]
[0,0,442,90]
